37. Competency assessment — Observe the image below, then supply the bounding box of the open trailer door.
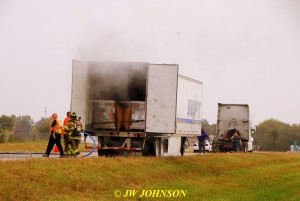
[145,64,178,134]
[71,60,88,126]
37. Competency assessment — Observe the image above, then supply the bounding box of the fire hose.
[82,131,97,157]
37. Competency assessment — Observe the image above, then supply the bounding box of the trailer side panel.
[176,75,203,135]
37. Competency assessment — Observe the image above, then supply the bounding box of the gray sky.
[1,0,300,125]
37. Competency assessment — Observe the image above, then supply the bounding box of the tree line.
[253,119,300,151]
[0,115,52,134]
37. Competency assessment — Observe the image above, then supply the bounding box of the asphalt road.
[0,151,201,160]
[0,152,100,160]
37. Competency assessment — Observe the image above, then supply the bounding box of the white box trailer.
[212,103,254,152]
[71,60,203,156]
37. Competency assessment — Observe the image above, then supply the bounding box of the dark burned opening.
[88,62,147,101]
[87,62,147,133]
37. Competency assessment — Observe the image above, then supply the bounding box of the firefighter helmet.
[70,112,77,120]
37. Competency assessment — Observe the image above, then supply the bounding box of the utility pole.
[45,107,47,119]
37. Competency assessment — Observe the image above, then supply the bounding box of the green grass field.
[0,142,300,201]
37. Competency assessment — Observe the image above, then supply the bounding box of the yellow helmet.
[70,112,77,120]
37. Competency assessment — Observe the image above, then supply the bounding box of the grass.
[0,151,300,200]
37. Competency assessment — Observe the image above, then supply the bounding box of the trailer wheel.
[180,137,187,156]
[220,144,224,152]
[98,150,117,157]
[142,143,150,156]
[243,144,248,153]
[98,149,105,156]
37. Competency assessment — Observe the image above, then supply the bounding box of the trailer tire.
[98,150,117,157]
[98,149,106,156]
[142,143,150,156]
[243,144,248,153]
[220,144,224,152]
[180,137,187,156]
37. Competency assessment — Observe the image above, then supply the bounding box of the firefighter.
[64,112,83,156]
[62,111,71,156]
[42,113,64,157]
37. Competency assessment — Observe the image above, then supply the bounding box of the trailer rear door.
[146,64,178,133]
[71,60,88,126]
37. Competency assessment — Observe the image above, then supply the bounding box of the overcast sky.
[1,0,300,125]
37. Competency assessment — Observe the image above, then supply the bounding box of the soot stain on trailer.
[88,62,147,101]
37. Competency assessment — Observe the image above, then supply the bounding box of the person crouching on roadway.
[62,111,71,156]
[42,113,65,158]
[64,112,83,156]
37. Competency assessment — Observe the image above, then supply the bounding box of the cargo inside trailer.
[87,62,148,132]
